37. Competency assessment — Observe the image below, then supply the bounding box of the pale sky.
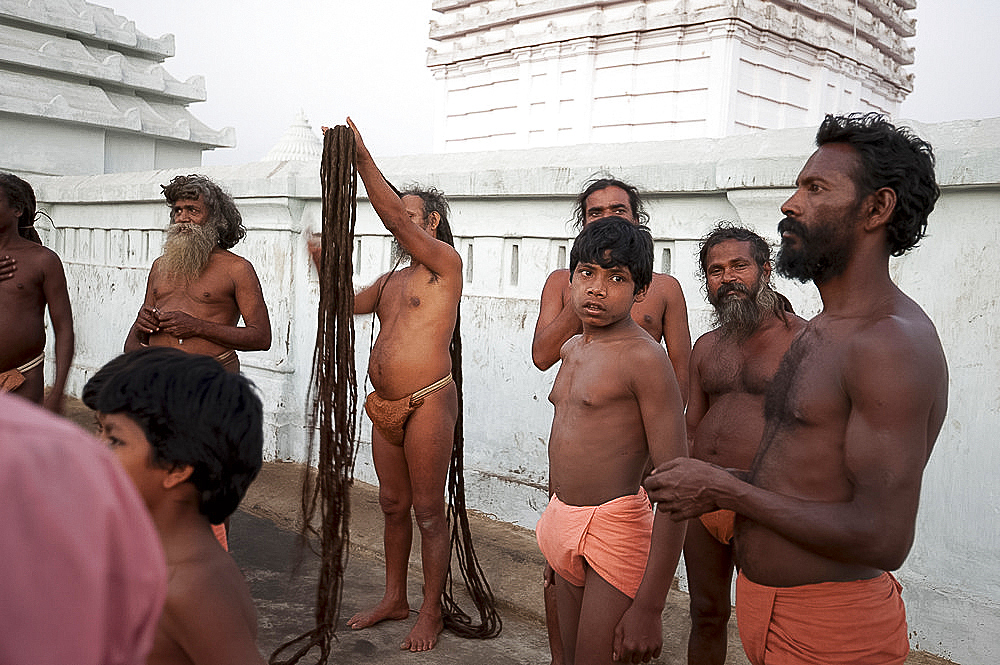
[109,1,1000,165]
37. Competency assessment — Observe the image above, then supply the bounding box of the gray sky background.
[109,1,1000,165]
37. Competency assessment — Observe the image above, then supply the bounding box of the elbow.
[531,348,555,371]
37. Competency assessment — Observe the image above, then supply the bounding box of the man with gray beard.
[680,223,804,665]
[124,174,271,377]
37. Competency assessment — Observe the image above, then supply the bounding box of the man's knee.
[689,591,731,627]
[411,502,447,534]
[378,490,412,518]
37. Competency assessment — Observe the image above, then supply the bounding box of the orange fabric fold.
[736,571,909,665]
[535,489,653,598]
[699,508,736,544]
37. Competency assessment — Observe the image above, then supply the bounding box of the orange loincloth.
[535,489,653,598]
[363,374,453,446]
[212,523,228,551]
[736,571,909,665]
[0,353,44,393]
[699,509,736,545]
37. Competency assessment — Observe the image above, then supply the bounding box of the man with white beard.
[681,223,804,665]
[124,174,271,374]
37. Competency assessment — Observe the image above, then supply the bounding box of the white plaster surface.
[28,117,1000,664]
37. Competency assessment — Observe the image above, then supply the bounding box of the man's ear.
[163,464,194,490]
[863,187,896,232]
[762,260,773,283]
[634,285,649,303]
[427,211,440,231]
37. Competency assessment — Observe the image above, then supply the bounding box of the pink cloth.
[535,489,653,598]
[0,393,167,665]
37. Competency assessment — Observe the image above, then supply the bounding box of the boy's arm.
[41,250,74,413]
[162,564,266,665]
[613,343,687,662]
[531,270,581,370]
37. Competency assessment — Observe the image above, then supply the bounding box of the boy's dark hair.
[161,174,246,250]
[572,177,650,229]
[83,347,263,524]
[815,112,939,256]
[569,215,653,295]
[0,172,41,244]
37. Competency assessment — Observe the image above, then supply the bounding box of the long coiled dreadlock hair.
[270,126,358,665]
[271,131,500,665]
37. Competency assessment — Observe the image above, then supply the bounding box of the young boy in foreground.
[83,347,266,665]
[536,217,687,665]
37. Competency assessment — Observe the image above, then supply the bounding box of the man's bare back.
[150,530,262,665]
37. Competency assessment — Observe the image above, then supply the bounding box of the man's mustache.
[778,217,807,238]
[717,282,751,298]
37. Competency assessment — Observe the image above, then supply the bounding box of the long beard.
[161,223,219,281]
[710,279,780,342]
[775,216,854,284]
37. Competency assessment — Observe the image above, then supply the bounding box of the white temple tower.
[0,1,234,176]
[427,0,917,151]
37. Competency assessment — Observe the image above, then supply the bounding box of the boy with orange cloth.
[535,216,687,664]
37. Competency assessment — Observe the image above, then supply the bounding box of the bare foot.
[400,611,444,652]
[347,598,409,630]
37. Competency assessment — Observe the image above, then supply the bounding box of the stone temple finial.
[263,111,323,162]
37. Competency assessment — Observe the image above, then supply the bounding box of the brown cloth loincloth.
[364,374,454,446]
[214,349,238,372]
[699,509,736,545]
[736,570,909,664]
[0,353,44,393]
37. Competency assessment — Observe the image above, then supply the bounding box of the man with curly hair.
[124,174,271,372]
[648,113,947,664]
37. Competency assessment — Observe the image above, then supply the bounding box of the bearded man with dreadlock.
[124,174,272,373]
[0,173,74,413]
[306,117,476,653]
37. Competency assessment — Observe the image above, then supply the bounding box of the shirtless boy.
[647,113,947,664]
[124,174,271,370]
[536,216,687,665]
[0,173,74,412]
[310,118,463,652]
[532,178,690,398]
[684,224,805,664]
[84,347,265,665]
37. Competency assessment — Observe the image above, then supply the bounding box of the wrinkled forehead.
[585,186,635,218]
[401,194,426,218]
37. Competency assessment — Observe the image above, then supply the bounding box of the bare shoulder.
[162,548,260,663]
[648,272,684,299]
[847,296,946,388]
[542,268,570,293]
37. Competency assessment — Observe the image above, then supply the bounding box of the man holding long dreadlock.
[310,118,463,652]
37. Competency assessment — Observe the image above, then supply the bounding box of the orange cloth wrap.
[699,509,736,545]
[535,489,653,598]
[736,571,909,665]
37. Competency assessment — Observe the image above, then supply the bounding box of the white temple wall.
[31,118,1000,664]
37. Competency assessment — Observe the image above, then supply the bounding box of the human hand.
[543,562,556,588]
[155,310,202,340]
[612,604,662,663]
[644,458,734,521]
[134,305,161,334]
[308,234,322,271]
[0,255,15,281]
[43,390,65,414]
